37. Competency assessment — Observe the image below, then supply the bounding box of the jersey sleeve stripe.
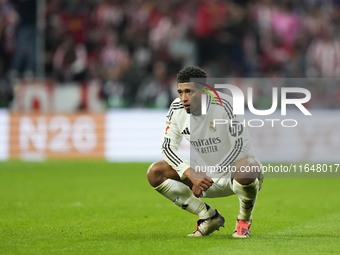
[165,137,183,165]
[224,100,236,118]
[220,98,235,119]
[162,139,179,166]
[167,110,174,121]
[167,104,184,121]
[219,139,240,167]
[219,138,243,167]
[226,138,243,167]
[210,97,234,119]
[221,141,242,167]
[211,99,233,119]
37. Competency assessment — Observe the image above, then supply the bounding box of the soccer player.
[147,66,263,237]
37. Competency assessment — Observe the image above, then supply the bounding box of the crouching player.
[147,66,263,237]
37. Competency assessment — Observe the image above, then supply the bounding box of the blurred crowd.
[1,0,340,109]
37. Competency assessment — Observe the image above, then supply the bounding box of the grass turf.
[0,161,339,255]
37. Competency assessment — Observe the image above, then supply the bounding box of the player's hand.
[192,185,203,198]
[184,168,213,192]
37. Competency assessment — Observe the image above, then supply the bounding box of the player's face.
[177,82,203,115]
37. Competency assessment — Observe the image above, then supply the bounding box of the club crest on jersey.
[209,121,217,132]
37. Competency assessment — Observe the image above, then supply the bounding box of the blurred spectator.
[101,62,126,108]
[129,28,152,71]
[44,0,64,77]
[194,0,228,68]
[135,60,171,108]
[0,61,13,107]
[167,14,197,68]
[271,1,301,49]
[120,55,146,107]
[53,35,87,82]
[306,25,340,77]
[56,0,89,44]
[0,0,17,75]
[284,38,307,77]
[217,1,249,76]
[94,0,125,32]
[149,13,172,52]
[9,0,36,80]
[99,32,129,80]
[86,28,102,79]
[254,0,276,52]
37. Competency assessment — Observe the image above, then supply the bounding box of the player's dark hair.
[177,66,207,83]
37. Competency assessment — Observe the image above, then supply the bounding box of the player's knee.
[233,158,259,185]
[234,176,256,185]
[147,161,165,187]
[234,166,256,185]
[147,162,157,179]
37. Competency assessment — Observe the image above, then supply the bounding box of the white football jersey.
[161,92,257,180]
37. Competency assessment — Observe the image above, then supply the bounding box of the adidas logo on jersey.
[181,127,190,135]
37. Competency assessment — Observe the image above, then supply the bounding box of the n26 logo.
[19,115,97,153]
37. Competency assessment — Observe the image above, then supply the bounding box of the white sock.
[232,179,259,221]
[155,179,215,219]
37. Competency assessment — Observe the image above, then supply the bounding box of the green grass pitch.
[0,161,339,255]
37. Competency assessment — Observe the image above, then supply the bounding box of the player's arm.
[161,105,189,180]
[161,101,213,196]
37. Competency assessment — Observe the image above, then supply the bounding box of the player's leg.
[231,157,262,238]
[147,160,224,236]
